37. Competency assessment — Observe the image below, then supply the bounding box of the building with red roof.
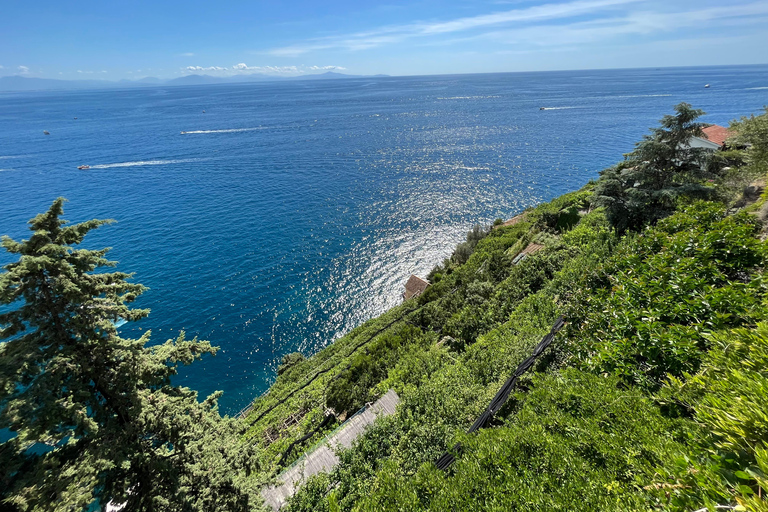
[690,124,733,150]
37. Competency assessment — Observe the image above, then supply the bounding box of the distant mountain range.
[0,72,389,92]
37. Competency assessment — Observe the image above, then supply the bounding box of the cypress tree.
[0,198,259,511]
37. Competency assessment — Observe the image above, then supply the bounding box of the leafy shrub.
[451,224,491,265]
[532,188,592,233]
[325,325,430,413]
[659,323,768,510]
[349,370,695,512]
[731,107,768,177]
[568,202,767,389]
[278,352,306,377]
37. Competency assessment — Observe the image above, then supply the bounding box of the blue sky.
[2,0,767,80]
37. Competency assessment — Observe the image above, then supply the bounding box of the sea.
[1,65,767,415]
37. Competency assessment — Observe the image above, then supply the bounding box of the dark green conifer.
[594,102,715,231]
[0,198,259,511]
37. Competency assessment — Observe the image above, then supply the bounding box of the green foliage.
[347,370,695,512]
[658,323,768,510]
[0,199,258,511]
[428,223,493,280]
[594,103,716,232]
[452,224,491,266]
[326,324,431,413]
[531,187,592,233]
[731,107,768,177]
[568,201,767,389]
[254,108,768,512]
[278,352,307,378]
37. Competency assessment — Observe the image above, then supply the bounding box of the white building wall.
[688,136,721,151]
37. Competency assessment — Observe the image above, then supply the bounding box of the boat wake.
[89,158,202,169]
[747,86,768,90]
[611,94,672,98]
[539,106,577,110]
[180,127,268,134]
[438,95,500,100]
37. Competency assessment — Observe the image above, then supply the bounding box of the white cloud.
[268,0,640,55]
[186,65,226,72]
[232,63,299,73]
[182,63,342,76]
[419,0,637,35]
[17,65,30,74]
[472,2,768,49]
[309,65,346,70]
[180,52,195,57]
[266,0,767,56]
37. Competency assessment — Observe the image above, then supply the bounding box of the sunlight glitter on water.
[2,66,767,414]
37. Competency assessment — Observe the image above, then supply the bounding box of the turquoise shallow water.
[1,65,767,414]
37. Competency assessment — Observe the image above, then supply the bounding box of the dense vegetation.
[245,104,768,511]
[0,201,259,511]
[2,104,767,511]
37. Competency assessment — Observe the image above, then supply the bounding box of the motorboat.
[705,84,710,88]
[77,165,90,170]
[43,130,50,135]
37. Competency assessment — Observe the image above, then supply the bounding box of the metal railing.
[436,315,565,470]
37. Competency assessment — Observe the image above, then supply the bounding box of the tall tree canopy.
[731,106,768,175]
[0,199,259,511]
[594,102,715,231]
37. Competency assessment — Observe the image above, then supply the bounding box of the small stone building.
[403,275,430,301]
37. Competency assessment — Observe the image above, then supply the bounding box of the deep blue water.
[1,65,767,415]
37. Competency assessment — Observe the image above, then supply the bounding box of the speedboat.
[704,84,710,88]
[78,165,90,170]
[43,130,50,135]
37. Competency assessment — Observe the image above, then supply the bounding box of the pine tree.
[0,198,259,511]
[594,102,715,232]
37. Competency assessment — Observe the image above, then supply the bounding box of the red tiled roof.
[701,125,732,146]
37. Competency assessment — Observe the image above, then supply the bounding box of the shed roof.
[512,243,546,265]
[404,275,430,300]
[502,214,525,227]
[521,243,545,256]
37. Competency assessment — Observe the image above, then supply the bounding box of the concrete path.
[261,389,400,510]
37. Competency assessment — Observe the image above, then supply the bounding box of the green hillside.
[246,104,768,511]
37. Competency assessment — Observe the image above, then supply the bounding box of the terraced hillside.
[246,106,768,512]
